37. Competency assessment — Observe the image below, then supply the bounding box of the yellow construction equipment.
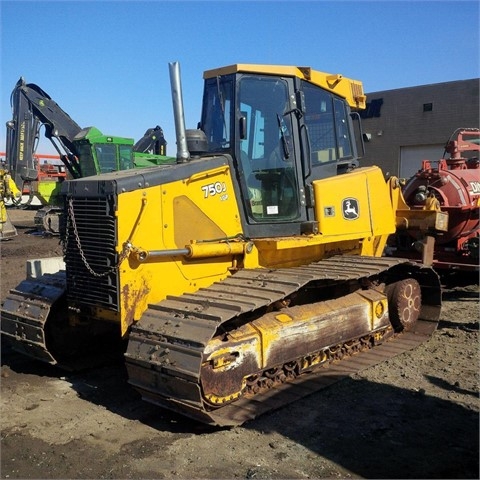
[0,166,21,239]
[1,63,448,426]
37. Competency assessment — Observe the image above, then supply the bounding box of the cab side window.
[119,145,134,170]
[202,78,233,151]
[95,144,117,173]
[303,82,353,164]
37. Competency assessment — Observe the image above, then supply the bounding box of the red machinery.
[35,154,66,181]
[29,153,67,198]
[394,128,480,271]
[0,151,65,193]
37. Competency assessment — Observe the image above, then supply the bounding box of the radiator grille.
[64,196,119,310]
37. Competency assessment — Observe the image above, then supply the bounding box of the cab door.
[235,74,308,237]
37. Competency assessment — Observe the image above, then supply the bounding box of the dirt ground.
[1,208,479,480]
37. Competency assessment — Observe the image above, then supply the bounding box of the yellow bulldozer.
[1,62,448,426]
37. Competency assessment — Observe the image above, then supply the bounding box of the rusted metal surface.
[0,271,66,364]
[125,255,441,426]
[1,270,121,371]
[386,278,422,332]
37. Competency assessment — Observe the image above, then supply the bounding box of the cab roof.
[203,64,366,109]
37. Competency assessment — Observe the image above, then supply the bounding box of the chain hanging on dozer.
[62,196,131,277]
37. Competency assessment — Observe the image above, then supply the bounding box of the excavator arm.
[6,77,83,186]
[133,125,167,155]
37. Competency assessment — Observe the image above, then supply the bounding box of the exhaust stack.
[169,62,190,163]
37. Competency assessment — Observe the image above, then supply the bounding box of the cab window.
[119,145,134,170]
[237,76,299,222]
[76,143,97,177]
[95,144,117,173]
[202,78,233,151]
[302,82,354,164]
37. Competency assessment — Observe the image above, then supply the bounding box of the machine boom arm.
[6,77,84,185]
[133,125,167,155]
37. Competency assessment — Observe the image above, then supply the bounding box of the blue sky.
[1,0,479,156]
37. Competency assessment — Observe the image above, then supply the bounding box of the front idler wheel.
[385,279,421,332]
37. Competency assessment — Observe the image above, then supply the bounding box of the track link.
[1,271,66,364]
[1,270,121,371]
[125,256,441,426]
[34,206,62,235]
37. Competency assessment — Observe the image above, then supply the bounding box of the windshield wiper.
[277,114,290,160]
[216,77,228,143]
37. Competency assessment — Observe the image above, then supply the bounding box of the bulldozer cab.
[201,65,360,235]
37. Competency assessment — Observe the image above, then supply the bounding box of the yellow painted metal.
[396,209,449,232]
[204,388,244,405]
[387,175,449,233]
[2,170,21,198]
[244,166,416,267]
[423,194,441,212]
[203,326,261,400]
[313,166,396,239]
[36,180,62,205]
[115,164,244,335]
[110,159,443,335]
[186,241,246,258]
[357,289,389,330]
[0,168,21,238]
[203,64,366,109]
[244,237,363,269]
[275,313,294,323]
[132,240,248,262]
[204,289,391,383]
[252,291,390,369]
[246,165,396,266]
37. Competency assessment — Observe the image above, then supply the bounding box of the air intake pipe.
[169,62,190,163]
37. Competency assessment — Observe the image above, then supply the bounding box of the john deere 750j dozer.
[1,62,448,426]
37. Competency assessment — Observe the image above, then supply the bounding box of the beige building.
[358,78,479,178]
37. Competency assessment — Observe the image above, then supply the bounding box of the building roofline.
[366,78,479,95]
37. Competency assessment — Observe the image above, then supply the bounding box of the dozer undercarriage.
[1,256,440,425]
[124,256,440,426]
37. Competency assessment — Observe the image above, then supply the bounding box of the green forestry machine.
[6,77,174,233]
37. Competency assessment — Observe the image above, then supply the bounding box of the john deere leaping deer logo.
[342,198,359,220]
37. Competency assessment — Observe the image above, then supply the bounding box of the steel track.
[125,256,441,426]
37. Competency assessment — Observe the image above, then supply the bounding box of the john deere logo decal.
[342,198,359,220]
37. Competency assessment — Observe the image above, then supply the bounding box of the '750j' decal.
[202,182,228,198]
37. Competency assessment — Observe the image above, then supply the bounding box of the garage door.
[399,144,445,179]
